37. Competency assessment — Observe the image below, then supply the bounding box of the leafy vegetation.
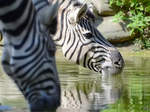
[109,0,150,49]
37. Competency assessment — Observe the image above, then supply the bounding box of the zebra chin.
[101,66,123,76]
[29,91,60,112]
[93,64,123,76]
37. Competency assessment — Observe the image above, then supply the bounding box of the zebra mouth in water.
[94,59,124,75]
[101,61,124,76]
[101,66,122,76]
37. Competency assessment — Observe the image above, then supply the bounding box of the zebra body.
[48,0,124,75]
[0,0,60,111]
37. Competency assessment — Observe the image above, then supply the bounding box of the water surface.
[0,51,150,112]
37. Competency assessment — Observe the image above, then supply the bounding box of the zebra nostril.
[114,61,120,66]
[110,49,124,68]
[114,58,124,68]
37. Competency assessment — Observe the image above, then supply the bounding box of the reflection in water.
[102,56,150,112]
[59,73,122,112]
[0,52,150,112]
[56,54,123,112]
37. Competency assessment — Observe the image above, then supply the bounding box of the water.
[0,51,150,112]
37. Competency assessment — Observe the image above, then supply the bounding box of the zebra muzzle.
[30,91,60,112]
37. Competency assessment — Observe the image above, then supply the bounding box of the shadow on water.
[0,51,150,112]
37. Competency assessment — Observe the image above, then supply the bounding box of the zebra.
[45,0,125,75]
[0,0,60,111]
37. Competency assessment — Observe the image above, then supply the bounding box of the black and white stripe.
[0,0,60,111]
[60,76,122,111]
[48,0,124,75]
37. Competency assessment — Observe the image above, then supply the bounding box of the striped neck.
[0,0,35,37]
[0,0,37,48]
[53,0,71,46]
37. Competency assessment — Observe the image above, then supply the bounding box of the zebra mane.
[47,0,95,35]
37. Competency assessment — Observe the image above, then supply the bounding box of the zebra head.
[0,0,60,111]
[54,0,124,75]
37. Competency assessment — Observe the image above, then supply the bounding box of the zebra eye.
[83,32,93,39]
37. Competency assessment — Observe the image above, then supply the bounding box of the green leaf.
[145,6,150,12]
[109,0,150,49]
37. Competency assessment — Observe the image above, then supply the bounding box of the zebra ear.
[38,0,59,25]
[69,4,88,24]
